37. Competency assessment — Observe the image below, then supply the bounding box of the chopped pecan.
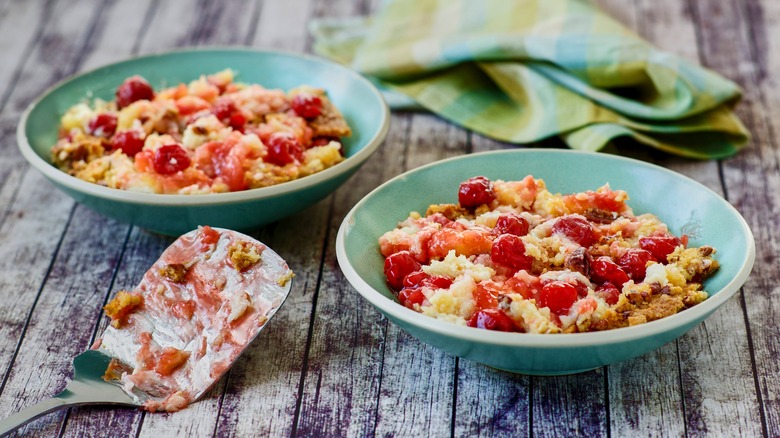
[565,247,592,277]
[583,208,618,224]
[497,294,513,311]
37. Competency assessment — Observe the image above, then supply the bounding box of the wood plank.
[214,2,331,436]
[44,0,253,435]
[0,172,73,397]
[79,0,156,71]
[0,0,49,111]
[286,0,394,434]
[454,363,530,437]
[191,0,260,46]
[250,0,314,50]
[371,114,460,437]
[687,0,777,435]
[213,202,331,437]
[602,1,757,436]
[0,0,152,435]
[292,116,396,436]
[748,2,780,434]
[0,206,130,437]
[134,0,200,53]
[64,228,172,437]
[0,0,68,225]
[607,344,685,436]
[595,1,763,436]
[533,370,608,437]
[7,1,158,436]
[454,134,533,438]
[0,112,25,231]
[125,2,261,437]
[0,1,106,432]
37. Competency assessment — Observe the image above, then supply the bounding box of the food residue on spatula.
[93,226,294,412]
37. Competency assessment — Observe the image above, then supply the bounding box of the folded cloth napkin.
[311,0,749,159]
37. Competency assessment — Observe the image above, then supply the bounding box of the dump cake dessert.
[96,226,293,411]
[378,176,719,334]
[51,70,351,194]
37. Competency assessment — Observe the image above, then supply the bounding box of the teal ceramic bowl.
[17,48,389,235]
[336,150,755,375]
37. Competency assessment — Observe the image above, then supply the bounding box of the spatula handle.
[0,396,70,436]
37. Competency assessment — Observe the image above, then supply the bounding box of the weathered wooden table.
[0,0,776,436]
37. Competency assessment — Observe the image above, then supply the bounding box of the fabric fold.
[311,0,749,159]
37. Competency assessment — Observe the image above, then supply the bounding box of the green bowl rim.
[336,149,756,349]
[17,47,390,206]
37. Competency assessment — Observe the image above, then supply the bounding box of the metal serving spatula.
[0,227,293,435]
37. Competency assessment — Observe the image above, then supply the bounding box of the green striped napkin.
[311,0,749,159]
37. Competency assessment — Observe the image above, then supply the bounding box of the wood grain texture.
[689,0,779,436]
[216,2,331,436]
[0,0,776,436]
[606,1,764,437]
[0,0,70,230]
[0,1,105,433]
[453,135,533,438]
[0,206,128,437]
[0,0,50,112]
[214,203,332,437]
[454,360,531,437]
[250,0,315,50]
[66,229,173,437]
[128,2,261,436]
[371,114,468,437]
[533,370,608,437]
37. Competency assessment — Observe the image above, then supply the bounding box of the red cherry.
[552,215,596,247]
[427,276,453,289]
[403,271,429,288]
[116,76,155,109]
[491,234,533,271]
[264,132,304,166]
[618,248,655,281]
[153,144,191,175]
[590,256,630,286]
[458,176,496,208]
[572,280,590,298]
[401,270,453,290]
[211,99,246,131]
[595,282,621,305]
[493,212,529,236]
[87,113,117,137]
[384,251,421,291]
[467,309,516,332]
[639,234,683,264]
[538,281,578,315]
[212,99,235,120]
[229,113,246,131]
[398,287,426,309]
[291,94,323,119]
[111,130,145,157]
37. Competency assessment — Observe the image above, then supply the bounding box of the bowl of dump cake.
[18,48,389,235]
[336,149,754,375]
